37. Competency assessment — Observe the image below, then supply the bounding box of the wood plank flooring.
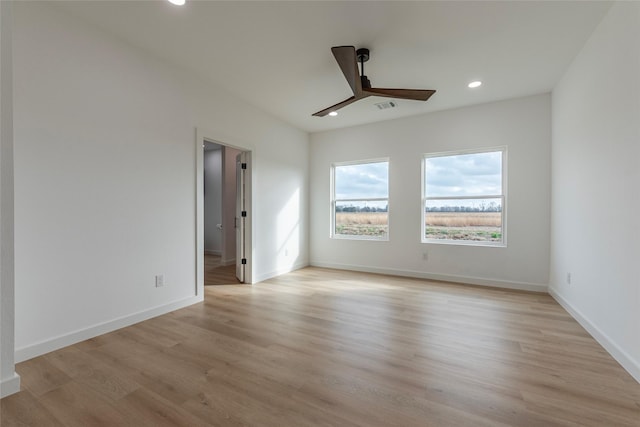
[205,264,240,286]
[205,254,241,286]
[2,267,639,426]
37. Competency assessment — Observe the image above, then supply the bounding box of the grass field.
[426,212,502,241]
[335,212,388,237]
[334,211,502,241]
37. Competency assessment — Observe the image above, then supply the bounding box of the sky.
[335,161,388,200]
[334,151,502,200]
[425,151,502,197]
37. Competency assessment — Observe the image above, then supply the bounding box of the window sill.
[422,239,506,248]
[332,235,389,242]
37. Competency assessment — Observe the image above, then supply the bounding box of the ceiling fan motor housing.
[356,48,371,88]
[356,48,370,63]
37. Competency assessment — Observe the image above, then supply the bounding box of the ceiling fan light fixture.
[167,0,186,5]
[328,111,338,117]
[468,80,482,88]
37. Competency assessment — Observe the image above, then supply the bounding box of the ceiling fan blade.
[365,88,436,101]
[331,46,362,95]
[312,95,361,117]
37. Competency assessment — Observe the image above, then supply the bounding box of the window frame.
[421,147,507,247]
[331,158,390,241]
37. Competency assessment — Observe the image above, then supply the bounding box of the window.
[423,148,505,245]
[332,159,389,240]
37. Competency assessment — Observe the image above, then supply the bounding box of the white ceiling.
[54,1,611,133]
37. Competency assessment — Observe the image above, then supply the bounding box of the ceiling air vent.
[375,101,397,110]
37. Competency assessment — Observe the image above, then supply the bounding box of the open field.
[334,212,502,241]
[426,212,502,242]
[426,212,501,227]
[335,212,388,237]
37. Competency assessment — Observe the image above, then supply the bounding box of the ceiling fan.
[312,46,436,117]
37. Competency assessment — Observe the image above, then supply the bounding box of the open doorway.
[203,141,239,285]
[196,131,252,295]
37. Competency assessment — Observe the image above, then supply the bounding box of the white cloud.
[335,161,388,199]
[425,151,502,197]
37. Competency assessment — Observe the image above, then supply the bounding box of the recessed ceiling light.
[328,111,338,117]
[468,81,482,88]
[167,0,185,5]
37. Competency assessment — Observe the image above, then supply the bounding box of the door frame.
[196,128,253,296]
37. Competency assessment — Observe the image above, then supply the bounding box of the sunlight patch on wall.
[276,188,300,270]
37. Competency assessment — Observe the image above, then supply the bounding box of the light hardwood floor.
[2,267,639,426]
[205,254,241,286]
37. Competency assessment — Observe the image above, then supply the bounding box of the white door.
[235,152,246,282]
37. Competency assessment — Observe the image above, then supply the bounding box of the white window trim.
[421,147,507,247]
[331,158,390,241]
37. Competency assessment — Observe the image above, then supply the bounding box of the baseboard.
[549,286,640,384]
[221,258,236,267]
[310,261,548,293]
[204,249,221,256]
[0,372,21,398]
[253,260,309,284]
[15,295,203,363]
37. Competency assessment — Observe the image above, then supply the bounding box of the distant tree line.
[336,205,388,213]
[336,203,502,213]
[426,203,501,213]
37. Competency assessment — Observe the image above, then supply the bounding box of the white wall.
[550,2,640,382]
[251,140,309,282]
[0,0,21,398]
[12,2,308,361]
[310,94,551,291]
[203,148,222,254]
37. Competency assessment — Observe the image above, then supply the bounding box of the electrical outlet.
[566,272,571,285]
[422,251,428,261]
[284,249,289,257]
[155,275,164,288]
